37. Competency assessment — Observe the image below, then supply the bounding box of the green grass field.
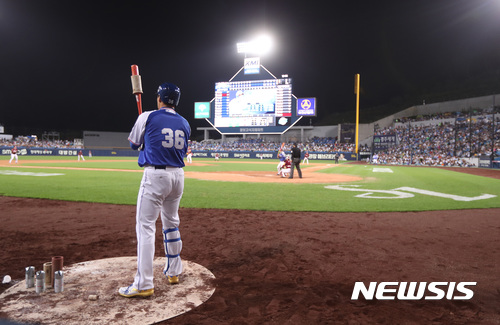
[1,156,499,212]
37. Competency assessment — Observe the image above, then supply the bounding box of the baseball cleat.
[118,285,154,298]
[167,275,180,284]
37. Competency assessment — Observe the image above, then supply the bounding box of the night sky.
[1,0,499,137]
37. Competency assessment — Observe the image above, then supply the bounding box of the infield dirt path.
[0,159,362,183]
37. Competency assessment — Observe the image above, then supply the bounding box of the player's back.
[142,109,191,167]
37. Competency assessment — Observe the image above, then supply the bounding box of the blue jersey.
[128,108,191,168]
[279,152,286,162]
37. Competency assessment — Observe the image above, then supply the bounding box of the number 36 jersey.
[128,108,191,168]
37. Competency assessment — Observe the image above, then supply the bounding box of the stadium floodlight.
[237,35,273,55]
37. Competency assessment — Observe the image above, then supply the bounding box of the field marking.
[395,187,497,202]
[324,185,497,201]
[0,165,143,173]
[0,170,65,177]
[324,185,413,199]
[373,168,393,173]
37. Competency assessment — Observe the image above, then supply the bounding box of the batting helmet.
[157,82,181,108]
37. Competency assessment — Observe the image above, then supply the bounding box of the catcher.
[279,156,292,178]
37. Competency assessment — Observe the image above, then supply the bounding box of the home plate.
[0,257,216,325]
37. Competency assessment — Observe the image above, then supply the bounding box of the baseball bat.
[130,65,143,115]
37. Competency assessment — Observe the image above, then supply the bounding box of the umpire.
[289,143,302,179]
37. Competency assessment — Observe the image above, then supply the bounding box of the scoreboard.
[214,78,292,128]
[196,63,306,134]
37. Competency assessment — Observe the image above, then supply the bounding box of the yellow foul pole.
[354,74,360,157]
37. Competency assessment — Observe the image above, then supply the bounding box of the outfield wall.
[0,147,139,157]
[191,151,358,161]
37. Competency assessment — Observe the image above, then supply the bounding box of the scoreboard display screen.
[214,78,292,128]
[198,63,305,134]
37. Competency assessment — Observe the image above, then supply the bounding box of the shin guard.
[162,227,183,276]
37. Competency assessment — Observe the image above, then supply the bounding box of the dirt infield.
[0,167,499,324]
[184,169,362,183]
[0,160,363,183]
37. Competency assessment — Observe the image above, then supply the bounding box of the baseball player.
[303,150,310,164]
[277,150,286,175]
[9,146,18,164]
[78,150,85,161]
[119,82,191,298]
[186,147,193,164]
[280,156,292,177]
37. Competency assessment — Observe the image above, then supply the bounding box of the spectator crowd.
[1,137,76,149]
[374,108,499,167]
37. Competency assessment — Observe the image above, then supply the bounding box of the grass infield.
[0,156,499,212]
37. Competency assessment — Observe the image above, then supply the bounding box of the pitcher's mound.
[0,257,215,325]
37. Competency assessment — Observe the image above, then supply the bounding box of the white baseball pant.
[133,167,184,290]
